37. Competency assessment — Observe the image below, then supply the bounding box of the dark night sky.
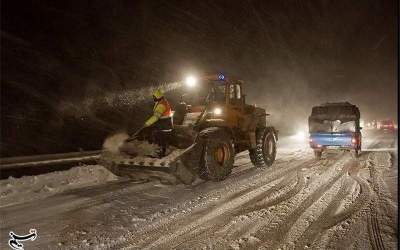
[1,0,398,156]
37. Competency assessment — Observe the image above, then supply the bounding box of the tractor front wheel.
[199,130,234,181]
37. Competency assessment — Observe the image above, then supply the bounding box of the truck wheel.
[200,130,234,181]
[314,150,322,160]
[249,128,277,168]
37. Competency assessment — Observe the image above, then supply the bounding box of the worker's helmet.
[153,89,164,99]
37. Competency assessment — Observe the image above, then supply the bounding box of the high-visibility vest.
[154,98,172,119]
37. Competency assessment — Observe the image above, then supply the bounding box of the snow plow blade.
[99,144,198,185]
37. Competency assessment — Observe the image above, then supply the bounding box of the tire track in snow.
[220,170,306,245]
[117,157,318,249]
[0,179,158,229]
[323,139,397,250]
[170,172,302,249]
[171,154,345,249]
[366,152,387,250]
[368,203,386,250]
[170,154,345,249]
[294,159,371,249]
[250,156,351,249]
[231,150,312,176]
[139,176,286,249]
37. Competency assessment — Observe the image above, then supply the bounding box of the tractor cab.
[175,73,248,128]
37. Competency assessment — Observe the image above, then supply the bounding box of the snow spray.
[58,81,182,117]
[102,132,129,153]
[103,81,181,106]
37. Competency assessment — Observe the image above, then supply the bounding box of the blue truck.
[308,102,362,159]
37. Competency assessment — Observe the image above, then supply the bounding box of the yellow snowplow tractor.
[100,73,278,184]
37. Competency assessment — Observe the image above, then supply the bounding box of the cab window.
[229,84,241,100]
[235,84,241,99]
[213,85,226,102]
[229,84,235,99]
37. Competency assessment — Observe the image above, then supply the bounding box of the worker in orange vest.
[144,89,173,129]
[142,89,173,157]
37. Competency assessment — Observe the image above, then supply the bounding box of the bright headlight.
[213,107,223,115]
[294,131,305,140]
[185,75,197,87]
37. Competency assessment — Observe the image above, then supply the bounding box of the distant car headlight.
[213,107,223,115]
[185,75,197,88]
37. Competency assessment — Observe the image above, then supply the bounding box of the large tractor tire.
[199,129,234,181]
[249,127,277,168]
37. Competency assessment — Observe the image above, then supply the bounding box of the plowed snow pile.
[0,165,118,207]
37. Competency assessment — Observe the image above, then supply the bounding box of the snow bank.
[0,165,118,207]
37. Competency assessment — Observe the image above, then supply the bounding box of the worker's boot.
[157,145,167,158]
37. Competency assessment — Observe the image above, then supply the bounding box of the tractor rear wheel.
[249,128,277,168]
[199,130,234,181]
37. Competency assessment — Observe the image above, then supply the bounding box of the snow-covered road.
[0,131,397,249]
